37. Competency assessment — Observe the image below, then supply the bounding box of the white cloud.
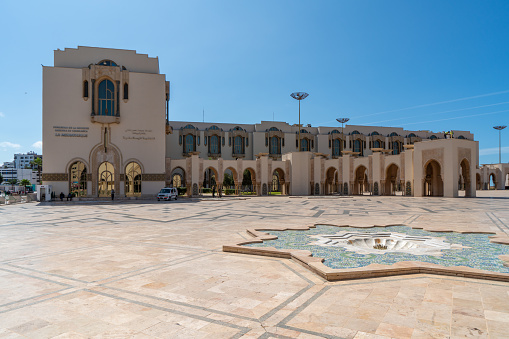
[479,146,509,156]
[0,142,21,149]
[0,112,4,118]
[32,141,42,149]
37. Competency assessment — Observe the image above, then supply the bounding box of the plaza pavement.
[0,191,509,338]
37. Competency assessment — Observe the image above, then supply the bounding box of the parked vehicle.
[157,187,178,201]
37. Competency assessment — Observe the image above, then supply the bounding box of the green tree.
[242,169,252,186]
[223,173,234,187]
[8,179,18,186]
[19,179,31,193]
[30,157,43,184]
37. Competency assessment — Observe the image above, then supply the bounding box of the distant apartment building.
[14,151,42,169]
[1,153,42,185]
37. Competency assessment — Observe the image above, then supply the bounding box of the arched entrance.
[69,161,87,197]
[271,168,286,195]
[241,168,257,195]
[384,164,399,195]
[476,173,482,190]
[353,166,368,195]
[460,159,471,197]
[423,160,443,197]
[98,162,115,197]
[325,167,338,195]
[223,167,238,195]
[125,162,142,197]
[203,167,218,189]
[170,167,186,188]
[489,173,497,189]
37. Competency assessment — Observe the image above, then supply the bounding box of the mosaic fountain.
[223,224,509,281]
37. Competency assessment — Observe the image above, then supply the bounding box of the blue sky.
[1,0,508,164]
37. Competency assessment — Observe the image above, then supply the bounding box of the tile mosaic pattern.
[247,225,509,273]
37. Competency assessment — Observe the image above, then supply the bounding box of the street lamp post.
[290,92,309,151]
[336,118,350,154]
[493,125,507,163]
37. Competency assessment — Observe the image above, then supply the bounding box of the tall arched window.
[125,162,142,197]
[69,161,87,197]
[301,138,310,151]
[234,136,244,154]
[393,141,400,155]
[98,162,115,197]
[210,135,220,154]
[184,134,195,153]
[373,140,381,148]
[332,139,341,157]
[353,139,363,155]
[270,136,281,155]
[98,79,115,116]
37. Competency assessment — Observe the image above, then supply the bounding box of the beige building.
[42,47,485,198]
[42,47,168,197]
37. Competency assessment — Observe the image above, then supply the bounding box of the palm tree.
[30,157,43,184]
[19,179,32,194]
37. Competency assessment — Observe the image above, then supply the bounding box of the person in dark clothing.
[111,189,115,201]
[67,193,72,201]
[212,186,216,198]
[60,192,64,201]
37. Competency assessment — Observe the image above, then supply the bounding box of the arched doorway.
[354,166,368,195]
[460,159,471,197]
[476,173,482,190]
[423,160,443,197]
[385,164,399,195]
[203,167,218,189]
[170,167,186,189]
[241,168,257,195]
[98,162,115,197]
[223,167,238,195]
[271,168,286,195]
[489,173,496,190]
[325,167,338,195]
[125,162,142,197]
[69,161,87,197]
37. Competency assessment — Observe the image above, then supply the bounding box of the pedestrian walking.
[60,192,64,201]
[111,189,115,201]
[212,186,216,198]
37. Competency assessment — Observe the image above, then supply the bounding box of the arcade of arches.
[166,139,478,198]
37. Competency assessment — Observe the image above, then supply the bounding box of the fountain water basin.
[310,231,468,256]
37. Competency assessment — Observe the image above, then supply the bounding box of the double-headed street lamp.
[336,118,350,136]
[336,118,349,154]
[290,92,309,151]
[493,125,507,163]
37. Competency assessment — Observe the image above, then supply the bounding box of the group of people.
[60,189,115,201]
[211,186,222,198]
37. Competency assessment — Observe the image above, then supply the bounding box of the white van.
[157,187,178,201]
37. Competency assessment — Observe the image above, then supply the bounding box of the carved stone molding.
[141,174,165,181]
[41,173,68,181]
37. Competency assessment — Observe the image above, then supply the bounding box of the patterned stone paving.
[0,191,509,338]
